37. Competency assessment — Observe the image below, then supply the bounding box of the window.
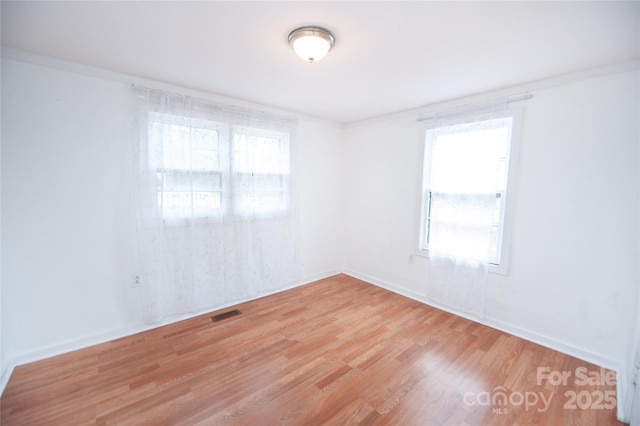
[149,113,226,220]
[419,110,520,267]
[148,113,290,221]
[232,127,290,214]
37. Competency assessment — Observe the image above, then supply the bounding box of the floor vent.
[212,309,241,322]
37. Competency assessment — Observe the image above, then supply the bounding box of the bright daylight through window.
[420,111,519,266]
[149,113,290,221]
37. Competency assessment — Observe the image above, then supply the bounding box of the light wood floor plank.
[0,274,623,425]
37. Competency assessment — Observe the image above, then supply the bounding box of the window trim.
[417,108,523,275]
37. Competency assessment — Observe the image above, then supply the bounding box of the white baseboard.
[1,361,15,397]
[343,269,427,301]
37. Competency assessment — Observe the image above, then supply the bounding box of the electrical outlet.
[408,254,415,264]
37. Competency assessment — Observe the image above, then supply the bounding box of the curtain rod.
[417,92,533,122]
[132,84,298,127]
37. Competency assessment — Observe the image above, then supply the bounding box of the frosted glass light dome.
[288,26,335,63]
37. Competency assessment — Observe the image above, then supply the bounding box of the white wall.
[295,119,346,279]
[343,67,639,418]
[1,59,139,367]
[487,71,638,361]
[0,57,346,386]
[344,114,427,297]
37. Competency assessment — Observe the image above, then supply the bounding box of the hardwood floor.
[1,274,622,425]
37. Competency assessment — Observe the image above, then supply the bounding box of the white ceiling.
[1,1,638,124]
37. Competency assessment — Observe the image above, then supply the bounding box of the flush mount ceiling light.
[288,26,335,63]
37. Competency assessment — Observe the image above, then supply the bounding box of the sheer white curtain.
[132,86,300,324]
[425,104,510,319]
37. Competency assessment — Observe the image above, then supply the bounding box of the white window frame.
[418,108,522,275]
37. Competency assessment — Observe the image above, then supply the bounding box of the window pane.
[233,133,289,174]
[429,124,509,193]
[149,115,224,220]
[235,174,286,211]
[192,191,222,213]
[158,191,222,218]
[422,116,513,263]
[232,128,290,214]
[150,121,220,171]
[159,171,221,192]
[428,192,499,259]
[190,127,221,171]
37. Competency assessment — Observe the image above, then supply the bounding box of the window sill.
[414,250,509,276]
